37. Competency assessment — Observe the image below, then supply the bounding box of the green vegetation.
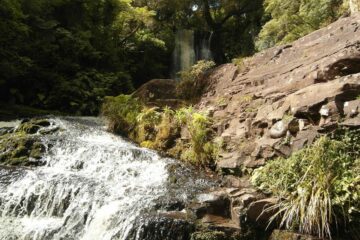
[177,108,220,166]
[256,0,348,50]
[101,95,143,134]
[251,129,360,238]
[0,0,352,114]
[0,0,169,114]
[101,94,220,167]
[0,119,58,166]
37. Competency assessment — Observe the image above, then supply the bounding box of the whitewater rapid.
[0,118,173,240]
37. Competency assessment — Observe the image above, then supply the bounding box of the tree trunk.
[350,0,360,13]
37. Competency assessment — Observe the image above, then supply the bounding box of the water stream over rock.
[0,117,214,240]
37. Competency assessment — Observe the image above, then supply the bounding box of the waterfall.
[172,30,213,78]
[172,30,196,77]
[0,117,213,240]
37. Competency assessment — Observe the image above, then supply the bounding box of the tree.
[256,0,348,50]
[199,0,263,63]
[139,0,263,64]
[0,0,168,114]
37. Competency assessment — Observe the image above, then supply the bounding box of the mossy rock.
[0,118,57,166]
[16,119,51,134]
[191,231,227,240]
[0,135,46,166]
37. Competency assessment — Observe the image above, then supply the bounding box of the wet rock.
[127,214,195,240]
[133,79,184,108]
[269,230,321,240]
[195,190,231,218]
[0,118,59,166]
[246,198,277,225]
[0,127,14,136]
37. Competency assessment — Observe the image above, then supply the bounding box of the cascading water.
[172,30,213,78]
[172,30,196,77]
[0,117,213,240]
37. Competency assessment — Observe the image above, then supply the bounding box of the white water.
[172,30,196,76]
[0,118,171,240]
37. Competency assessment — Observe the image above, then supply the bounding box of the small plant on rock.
[178,109,220,166]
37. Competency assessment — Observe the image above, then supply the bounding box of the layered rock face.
[199,13,360,172]
[188,13,360,235]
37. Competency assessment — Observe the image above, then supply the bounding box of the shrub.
[176,60,215,100]
[251,130,360,239]
[136,107,162,142]
[177,108,220,166]
[101,94,142,134]
[154,107,179,149]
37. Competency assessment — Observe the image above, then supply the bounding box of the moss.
[0,118,57,166]
[17,123,41,134]
[140,140,156,149]
[191,231,227,240]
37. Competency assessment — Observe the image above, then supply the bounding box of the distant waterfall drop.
[172,30,213,78]
[172,30,196,77]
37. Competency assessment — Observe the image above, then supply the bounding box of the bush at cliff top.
[251,130,360,239]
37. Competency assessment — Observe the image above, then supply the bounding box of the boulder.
[246,198,278,225]
[0,118,59,166]
[133,79,184,108]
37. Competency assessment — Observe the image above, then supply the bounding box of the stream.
[0,117,214,240]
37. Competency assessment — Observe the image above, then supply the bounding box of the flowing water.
[172,30,213,78]
[0,118,212,240]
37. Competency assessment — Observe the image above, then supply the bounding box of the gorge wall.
[134,13,360,239]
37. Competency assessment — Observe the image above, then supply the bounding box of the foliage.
[251,130,360,238]
[0,0,169,114]
[176,107,219,166]
[256,0,348,50]
[140,0,264,63]
[101,94,143,134]
[101,96,219,167]
[176,60,215,100]
[136,107,162,142]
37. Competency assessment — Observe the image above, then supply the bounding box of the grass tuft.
[252,130,360,239]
